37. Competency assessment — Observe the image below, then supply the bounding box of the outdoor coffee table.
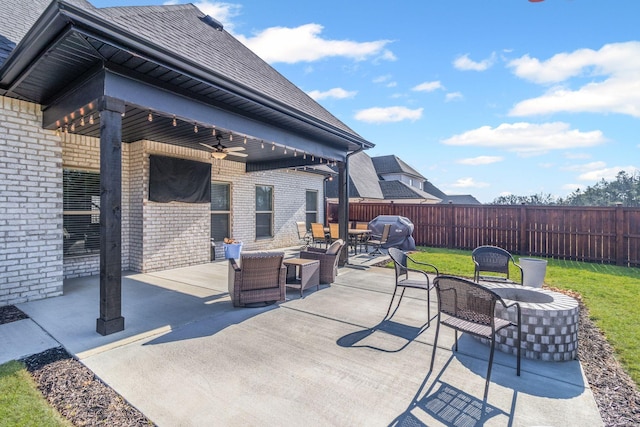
[283,258,320,297]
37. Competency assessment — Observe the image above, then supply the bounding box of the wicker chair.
[472,245,523,284]
[299,239,345,284]
[296,221,311,249]
[430,275,521,400]
[387,248,439,323]
[228,252,286,307]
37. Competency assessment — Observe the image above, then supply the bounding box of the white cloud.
[457,156,503,165]
[184,1,242,32]
[508,41,640,117]
[448,177,490,189]
[564,152,591,160]
[578,166,640,182]
[236,23,394,64]
[445,92,463,102]
[562,183,582,191]
[307,87,356,100]
[453,53,496,71]
[412,81,443,92]
[442,122,606,155]
[373,75,393,84]
[562,161,607,172]
[354,106,423,124]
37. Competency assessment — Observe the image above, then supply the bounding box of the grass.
[0,360,71,427]
[404,246,640,386]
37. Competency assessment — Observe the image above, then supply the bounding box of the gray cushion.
[326,239,343,255]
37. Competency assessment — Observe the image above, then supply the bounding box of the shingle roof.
[371,155,425,179]
[422,181,448,199]
[0,0,54,65]
[325,151,383,199]
[438,194,481,205]
[89,4,358,136]
[379,180,441,201]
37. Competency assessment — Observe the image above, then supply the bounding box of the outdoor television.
[148,155,211,203]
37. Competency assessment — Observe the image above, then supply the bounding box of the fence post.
[447,201,454,249]
[519,203,527,256]
[615,203,626,266]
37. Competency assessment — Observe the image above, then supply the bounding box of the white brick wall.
[0,97,63,305]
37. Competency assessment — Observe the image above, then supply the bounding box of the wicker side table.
[283,258,320,297]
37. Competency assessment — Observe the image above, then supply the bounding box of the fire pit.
[480,283,579,361]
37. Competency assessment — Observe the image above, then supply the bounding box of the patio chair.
[472,245,523,284]
[387,248,439,324]
[299,239,345,284]
[353,221,370,253]
[367,223,391,255]
[430,275,521,400]
[228,251,286,307]
[328,222,339,244]
[311,222,329,248]
[296,221,311,249]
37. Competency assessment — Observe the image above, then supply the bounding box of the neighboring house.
[0,0,372,333]
[325,152,479,206]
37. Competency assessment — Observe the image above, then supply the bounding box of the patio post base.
[96,316,125,336]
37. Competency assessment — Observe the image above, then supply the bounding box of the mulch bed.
[3,297,640,426]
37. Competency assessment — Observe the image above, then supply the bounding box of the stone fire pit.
[480,282,579,361]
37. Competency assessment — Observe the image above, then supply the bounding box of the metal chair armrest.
[407,255,440,276]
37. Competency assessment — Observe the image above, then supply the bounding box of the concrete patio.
[3,249,602,426]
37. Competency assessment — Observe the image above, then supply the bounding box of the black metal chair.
[387,248,439,324]
[430,275,521,400]
[472,245,523,284]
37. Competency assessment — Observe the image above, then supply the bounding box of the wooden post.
[447,201,454,249]
[96,97,125,336]
[615,203,626,266]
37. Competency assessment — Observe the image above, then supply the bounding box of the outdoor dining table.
[324,227,371,254]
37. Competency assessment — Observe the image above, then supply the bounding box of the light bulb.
[148,112,153,122]
[172,116,177,126]
[80,116,85,126]
[89,114,94,125]
[194,124,198,133]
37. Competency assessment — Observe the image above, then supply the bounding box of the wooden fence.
[328,202,640,267]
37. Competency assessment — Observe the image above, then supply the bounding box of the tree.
[492,171,640,206]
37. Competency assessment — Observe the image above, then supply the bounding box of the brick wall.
[0,97,63,305]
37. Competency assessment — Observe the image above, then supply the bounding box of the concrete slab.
[0,319,59,364]
[15,254,603,426]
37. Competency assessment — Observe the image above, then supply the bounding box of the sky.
[92,0,640,203]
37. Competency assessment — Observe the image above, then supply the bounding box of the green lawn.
[0,360,71,427]
[404,246,640,386]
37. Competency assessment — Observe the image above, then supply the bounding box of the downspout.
[339,146,365,267]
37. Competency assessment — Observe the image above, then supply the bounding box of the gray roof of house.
[1,1,370,152]
[371,155,425,180]
[422,181,448,199]
[438,194,481,205]
[379,181,441,201]
[325,151,383,199]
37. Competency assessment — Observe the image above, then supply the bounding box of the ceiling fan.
[199,134,248,160]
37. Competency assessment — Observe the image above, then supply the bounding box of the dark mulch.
[3,296,640,426]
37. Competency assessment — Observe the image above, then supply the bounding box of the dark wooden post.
[615,203,626,266]
[96,97,125,336]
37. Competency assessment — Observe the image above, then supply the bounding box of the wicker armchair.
[299,239,345,284]
[472,245,523,284]
[228,251,286,307]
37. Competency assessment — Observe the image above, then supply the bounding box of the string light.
[172,115,177,126]
[311,155,315,161]
[229,133,233,141]
[64,126,68,134]
[147,111,153,122]
[212,128,216,137]
[243,136,247,144]
[194,123,198,133]
[70,122,75,132]
[294,149,297,157]
[271,142,275,151]
[80,116,85,126]
[89,114,94,125]
[56,128,61,137]
[303,152,307,160]
[283,147,287,155]
[261,140,264,149]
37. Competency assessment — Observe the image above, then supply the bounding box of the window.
[255,185,273,238]
[63,169,100,257]
[305,190,318,229]
[211,182,231,243]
